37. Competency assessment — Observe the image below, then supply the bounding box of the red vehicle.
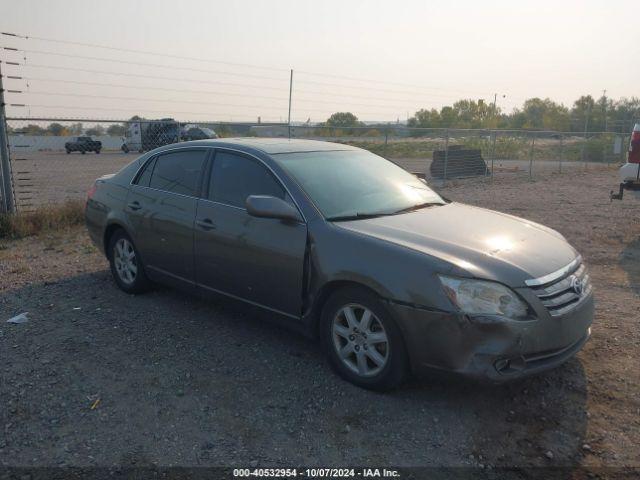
[611,123,640,200]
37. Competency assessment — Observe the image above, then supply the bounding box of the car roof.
[164,138,360,155]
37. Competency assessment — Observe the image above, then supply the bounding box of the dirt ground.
[1,169,639,471]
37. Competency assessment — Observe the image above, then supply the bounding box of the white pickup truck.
[611,123,640,200]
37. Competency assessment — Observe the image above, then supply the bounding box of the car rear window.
[134,157,156,187]
[148,149,207,196]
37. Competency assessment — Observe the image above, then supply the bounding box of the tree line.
[8,122,127,137]
[7,94,639,136]
[325,95,640,133]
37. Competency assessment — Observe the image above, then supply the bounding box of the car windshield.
[273,149,445,220]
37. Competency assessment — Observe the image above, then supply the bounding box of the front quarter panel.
[307,220,458,312]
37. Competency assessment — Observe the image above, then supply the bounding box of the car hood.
[336,202,578,287]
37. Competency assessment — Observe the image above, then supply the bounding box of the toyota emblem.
[570,276,583,296]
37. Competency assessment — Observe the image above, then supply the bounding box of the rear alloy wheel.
[108,230,151,294]
[321,287,407,391]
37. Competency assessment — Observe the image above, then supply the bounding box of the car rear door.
[125,148,209,284]
[194,149,308,318]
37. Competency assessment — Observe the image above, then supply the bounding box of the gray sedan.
[85,138,594,390]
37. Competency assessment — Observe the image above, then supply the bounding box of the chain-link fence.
[2,118,628,212]
[291,126,626,182]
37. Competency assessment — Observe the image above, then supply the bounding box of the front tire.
[320,286,408,391]
[108,229,151,294]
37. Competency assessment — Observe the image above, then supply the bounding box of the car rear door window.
[134,157,156,187]
[149,150,207,196]
[208,151,285,208]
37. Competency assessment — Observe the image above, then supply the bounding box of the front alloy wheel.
[332,304,389,377]
[321,287,407,391]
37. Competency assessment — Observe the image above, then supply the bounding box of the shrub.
[0,200,85,239]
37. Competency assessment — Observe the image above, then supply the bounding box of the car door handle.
[127,201,142,211]
[196,218,216,230]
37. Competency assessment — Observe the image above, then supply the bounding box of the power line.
[15,78,431,111]
[3,63,288,92]
[294,77,494,99]
[0,32,507,97]
[18,90,288,112]
[14,91,404,117]
[1,31,289,73]
[2,47,289,82]
[8,74,466,108]
[6,47,490,101]
[20,77,291,103]
[294,88,481,103]
[295,69,495,96]
[13,103,283,121]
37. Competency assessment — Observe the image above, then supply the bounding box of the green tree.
[68,123,84,135]
[22,124,47,135]
[47,123,66,136]
[107,124,127,136]
[407,108,441,128]
[571,95,596,131]
[511,98,570,131]
[325,112,362,128]
[85,125,105,136]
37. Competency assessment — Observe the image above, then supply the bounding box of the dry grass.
[0,200,85,239]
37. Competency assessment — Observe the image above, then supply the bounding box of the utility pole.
[287,69,293,139]
[491,93,504,127]
[602,89,607,131]
[0,60,16,213]
[581,101,592,169]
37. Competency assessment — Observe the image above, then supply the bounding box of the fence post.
[490,130,496,181]
[287,69,293,140]
[559,134,564,173]
[528,132,536,180]
[384,127,388,158]
[443,129,449,185]
[0,60,16,213]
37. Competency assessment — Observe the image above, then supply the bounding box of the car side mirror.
[246,195,302,223]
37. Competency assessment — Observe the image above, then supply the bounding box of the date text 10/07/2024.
[233,468,401,478]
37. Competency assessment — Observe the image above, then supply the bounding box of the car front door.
[125,148,208,284]
[194,149,308,318]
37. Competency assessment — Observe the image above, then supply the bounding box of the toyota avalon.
[85,139,594,390]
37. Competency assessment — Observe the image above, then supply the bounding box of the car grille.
[529,263,592,317]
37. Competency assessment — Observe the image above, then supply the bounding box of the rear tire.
[108,229,151,294]
[95,149,101,154]
[320,286,408,391]
[66,149,71,154]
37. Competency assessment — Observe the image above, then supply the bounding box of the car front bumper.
[389,292,594,382]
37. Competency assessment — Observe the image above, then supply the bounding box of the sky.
[1,0,638,123]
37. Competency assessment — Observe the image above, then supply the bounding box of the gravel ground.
[1,169,639,470]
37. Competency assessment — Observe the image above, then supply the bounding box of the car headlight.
[438,275,529,319]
